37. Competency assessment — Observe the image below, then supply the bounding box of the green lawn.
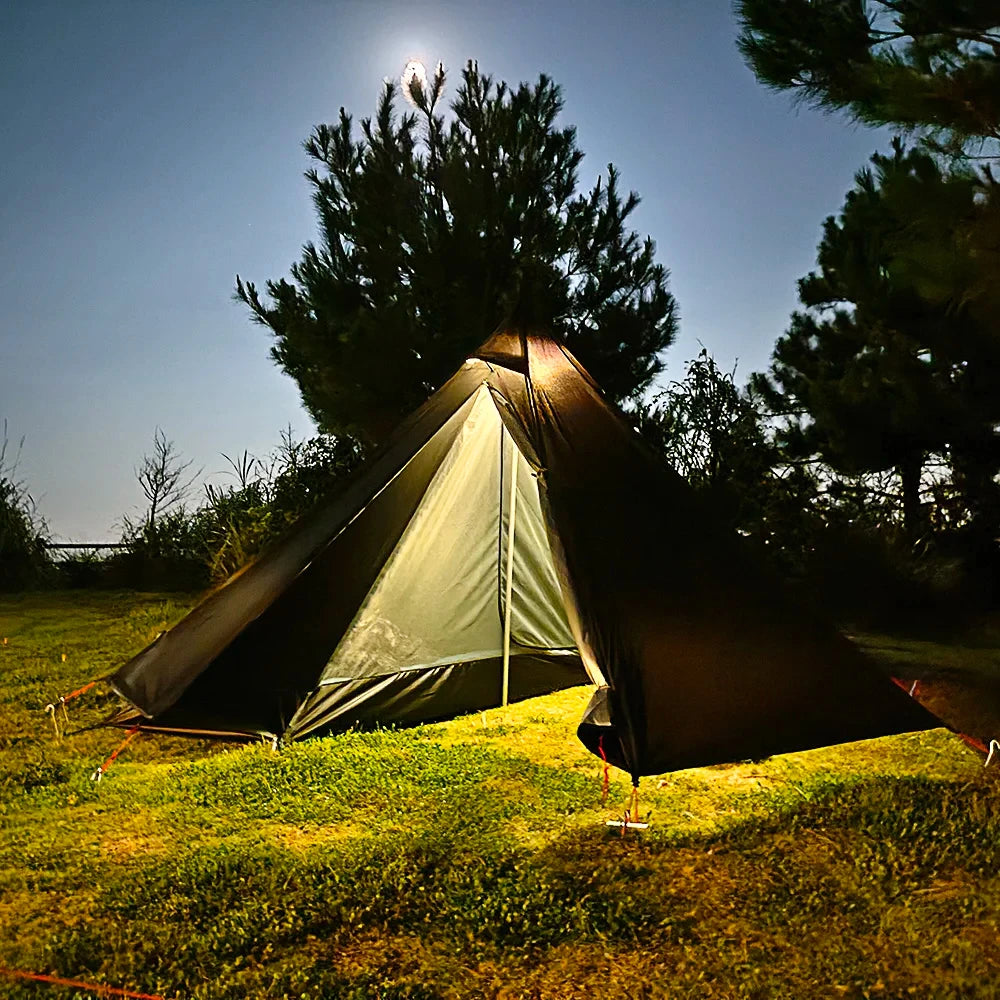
[1,591,999,999]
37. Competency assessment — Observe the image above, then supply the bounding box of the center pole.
[501,429,519,708]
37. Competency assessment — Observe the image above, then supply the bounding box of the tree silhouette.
[237,61,678,444]
[752,142,1000,538]
[737,1,1000,158]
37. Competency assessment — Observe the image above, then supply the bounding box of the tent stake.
[501,429,519,709]
[605,783,650,833]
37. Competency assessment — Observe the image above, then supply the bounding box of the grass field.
[1,591,999,999]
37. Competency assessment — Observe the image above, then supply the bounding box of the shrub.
[801,524,988,632]
[0,425,50,590]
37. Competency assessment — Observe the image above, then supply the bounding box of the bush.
[801,524,991,632]
[0,427,50,590]
[184,432,364,584]
[55,550,107,589]
[99,429,366,592]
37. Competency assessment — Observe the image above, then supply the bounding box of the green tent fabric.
[108,321,938,778]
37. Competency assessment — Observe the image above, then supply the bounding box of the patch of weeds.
[229,969,444,1000]
[0,756,72,796]
[119,599,189,648]
[137,730,601,829]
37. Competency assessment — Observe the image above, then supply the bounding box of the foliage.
[0,424,50,591]
[116,429,205,589]
[1,591,999,998]
[633,351,808,550]
[636,352,771,491]
[737,9,1000,605]
[110,428,364,588]
[135,429,199,540]
[268,428,365,518]
[737,1,1000,341]
[736,0,1000,158]
[881,156,1000,353]
[752,140,1000,540]
[193,430,364,581]
[236,60,678,444]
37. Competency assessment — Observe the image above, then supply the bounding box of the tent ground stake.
[605,784,650,834]
[43,680,98,739]
[44,703,61,738]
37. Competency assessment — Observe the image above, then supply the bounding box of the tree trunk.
[899,456,923,539]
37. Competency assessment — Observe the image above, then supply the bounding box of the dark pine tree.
[752,141,1000,539]
[738,1,1000,331]
[237,61,678,445]
[736,1,1000,158]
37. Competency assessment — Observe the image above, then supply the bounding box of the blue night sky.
[1,1,890,540]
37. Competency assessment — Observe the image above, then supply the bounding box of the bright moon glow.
[402,59,427,103]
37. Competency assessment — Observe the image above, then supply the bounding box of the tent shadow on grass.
[16,750,999,999]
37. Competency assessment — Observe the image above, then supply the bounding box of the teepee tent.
[109,322,937,780]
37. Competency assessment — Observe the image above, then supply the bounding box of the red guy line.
[0,965,167,999]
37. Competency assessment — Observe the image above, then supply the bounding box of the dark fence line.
[42,543,130,551]
[42,543,132,564]
[41,541,208,590]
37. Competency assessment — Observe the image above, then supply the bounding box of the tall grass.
[0,424,50,591]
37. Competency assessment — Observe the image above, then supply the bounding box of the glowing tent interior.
[108,322,938,780]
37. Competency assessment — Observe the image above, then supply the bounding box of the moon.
[402,59,427,102]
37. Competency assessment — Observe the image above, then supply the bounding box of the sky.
[1,0,892,541]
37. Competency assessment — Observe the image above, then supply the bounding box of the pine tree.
[237,61,678,444]
[736,1,1000,158]
[752,142,1000,537]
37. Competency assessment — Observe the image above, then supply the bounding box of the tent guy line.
[0,965,167,1000]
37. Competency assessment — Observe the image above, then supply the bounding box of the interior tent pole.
[501,428,519,708]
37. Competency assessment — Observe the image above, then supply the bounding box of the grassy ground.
[1,591,999,999]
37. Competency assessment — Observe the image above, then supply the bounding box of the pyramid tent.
[109,322,938,779]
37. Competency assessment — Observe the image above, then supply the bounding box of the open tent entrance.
[285,384,589,739]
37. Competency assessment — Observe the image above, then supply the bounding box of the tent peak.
[472,319,564,375]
